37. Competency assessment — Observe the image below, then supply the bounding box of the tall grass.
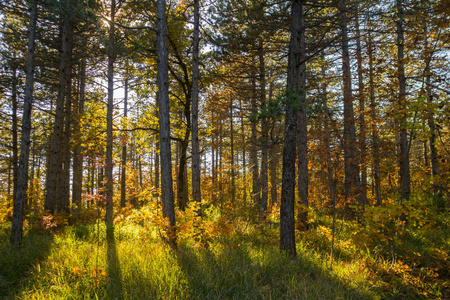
[0,206,448,299]
[0,222,373,299]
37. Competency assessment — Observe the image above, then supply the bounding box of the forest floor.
[0,204,449,299]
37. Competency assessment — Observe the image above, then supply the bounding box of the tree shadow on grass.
[106,227,124,299]
[0,232,54,298]
[175,242,372,300]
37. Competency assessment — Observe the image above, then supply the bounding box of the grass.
[0,205,448,299]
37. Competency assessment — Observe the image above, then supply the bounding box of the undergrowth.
[0,200,448,299]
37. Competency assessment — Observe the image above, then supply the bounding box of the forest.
[0,0,449,299]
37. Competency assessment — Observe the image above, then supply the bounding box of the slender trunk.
[150,144,154,184]
[367,18,381,206]
[280,0,302,257]
[250,77,260,209]
[29,145,36,208]
[424,25,441,198]
[155,93,160,192]
[45,5,73,214]
[191,0,201,214]
[139,154,143,188]
[177,139,189,210]
[72,47,87,208]
[121,77,128,208]
[98,153,104,195]
[259,42,269,219]
[157,0,176,231]
[211,133,215,186]
[11,0,38,246]
[340,0,360,210]
[105,0,116,227]
[269,144,278,207]
[296,0,308,230]
[239,99,247,205]
[63,55,73,211]
[355,7,367,213]
[219,119,223,198]
[90,158,95,196]
[396,0,410,208]
[321,61,335,206]
[8,154,12,207]
[423,141,429,169]
[230,99,236,203]
[12,65,18,205]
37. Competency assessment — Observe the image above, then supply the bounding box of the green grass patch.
[0,207,448,299]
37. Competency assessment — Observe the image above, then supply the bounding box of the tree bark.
[120,77,128,208]
[321,60,336,207]
[367,18,381,206]
[105,0,116,227]
[63,48,73,213]
[280,0,302,257]
[177,137,190,210]
[269,144,278,207]
[259,42,269,219]
[10,0,38,246]
[219,119,223,199]
[424,25,441,199]
[296,0,308,231]
[11,63,18,207]
[211,131,215,187]
[157,0,176,233]
[355,7,367,214]
[239,99,247,205]
[45,3,73,214]
[230,99,236,203]
[339,0,361,211]
[72,45,87,208]
[250,76,261,209]
[191,0,201,215]
[396,0,410,208]
[155,93,160,193]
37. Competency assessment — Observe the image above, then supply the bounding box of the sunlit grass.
[0,205,448,299]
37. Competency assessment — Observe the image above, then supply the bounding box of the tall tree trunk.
[10,0,38,246]
[157,0,176,234]
[259,42,269,219]
[98,159,104,195]
[355,7,367,214]
[120,77,128,208]
[139,154,143,188]
[396,0,410,209]
[269,144,278,207]
[105,0,116,228]
[250,77,261,209]
[45,4,73,214]
[72,47,87,208]
[63,54,73,212]
[423,140,429,169]
[321,60,335,206]
[367,18,381,206]
[177,138,189,210]
[155,93,160,193]
[219,119,223,199]
[239,99,247,205]
[11,64,18,207]
[191,0,201,215]
[211,132,215,187]
[424,25,441,199]
[8,154,12,207]
[280,0,302,257]
[296,0,308,230]
[339,0,361,211]
[230,99,236,203]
